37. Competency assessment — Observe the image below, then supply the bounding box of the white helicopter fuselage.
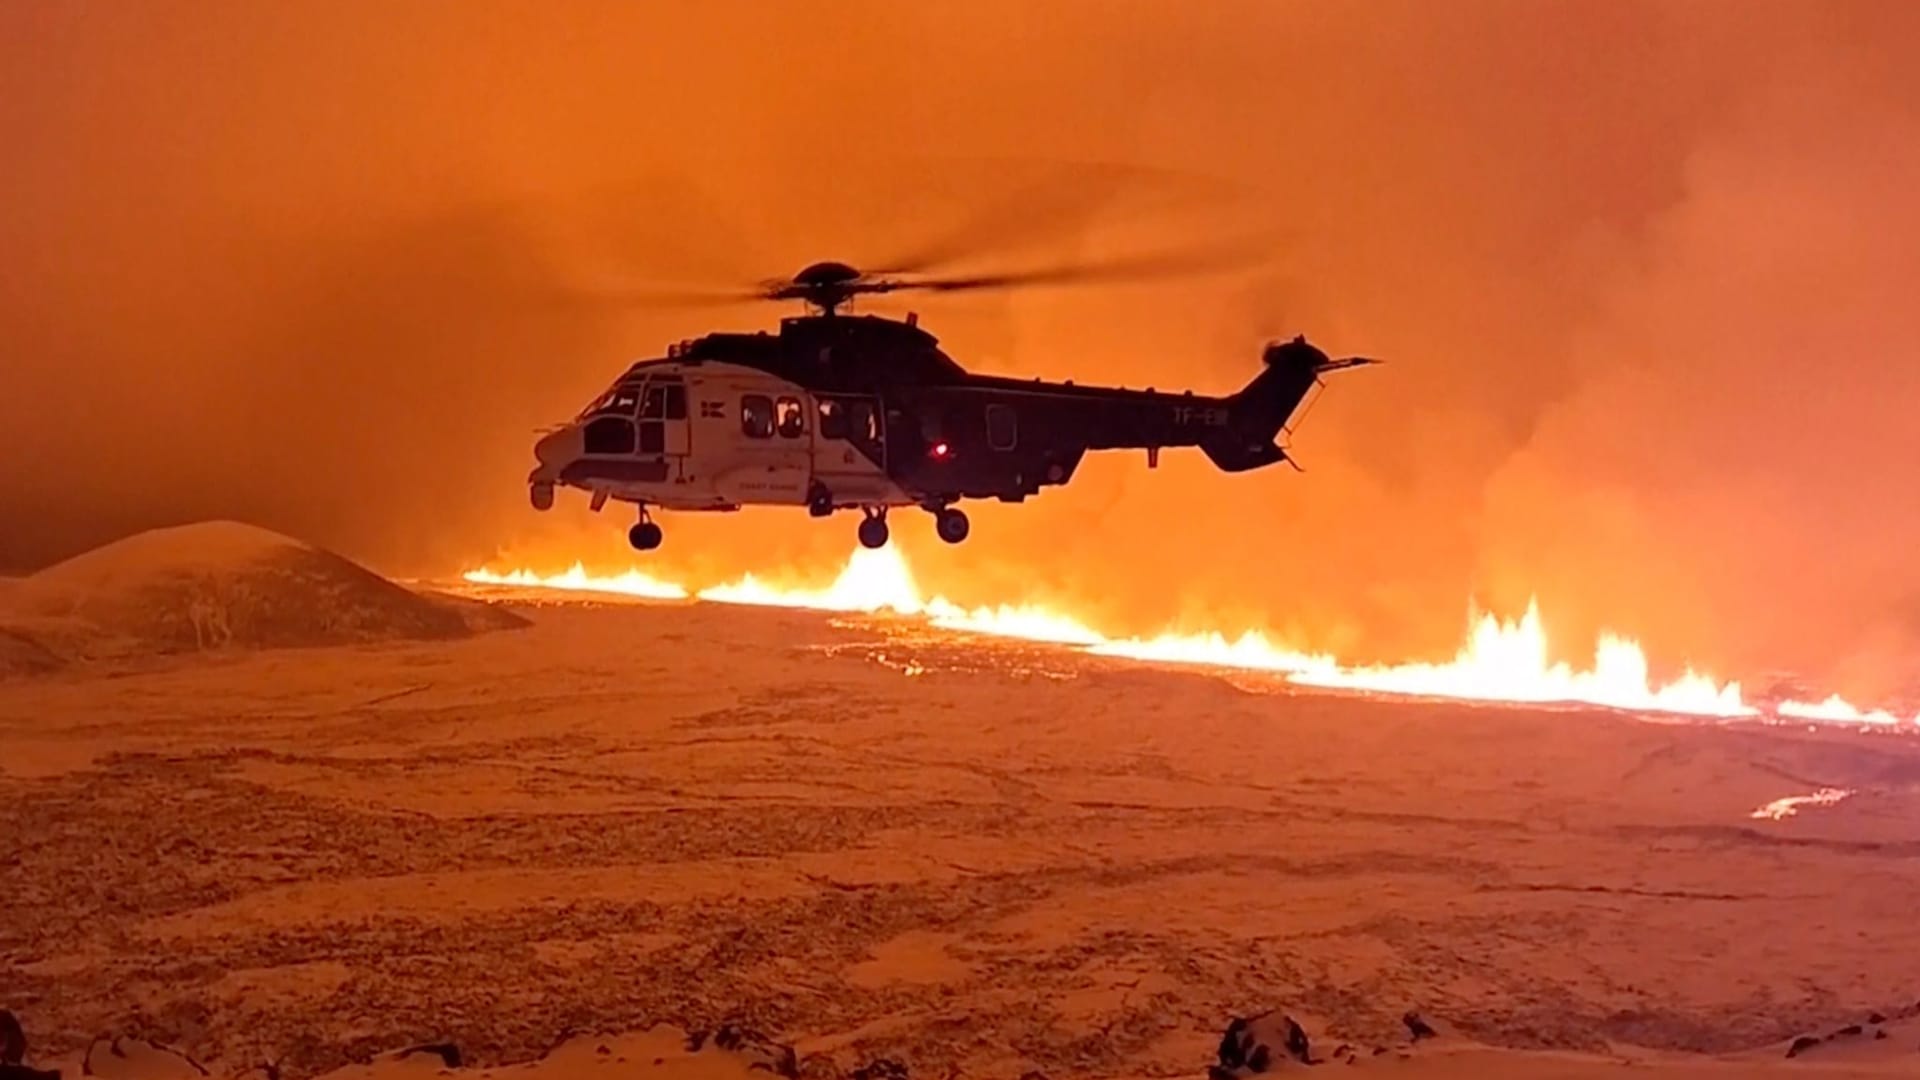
[528,360,913,516]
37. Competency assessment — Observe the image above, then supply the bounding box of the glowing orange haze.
[464,546,1916,727]
[6,3,1920,701]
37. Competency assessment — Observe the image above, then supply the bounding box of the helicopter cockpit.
[575,372,688,457]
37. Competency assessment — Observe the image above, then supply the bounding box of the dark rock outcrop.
[393,1043,462,1068]
[694,1025,797,1079]
[0,1012,23,1066]
[1214,1011,1312,1076]
[0,1011,59,1080]
[849,1059,909,1080]
[1403,1012,1439,1041]
[1785,1034,1822,1058]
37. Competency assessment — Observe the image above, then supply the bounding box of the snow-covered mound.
[7,521,517,660]
[0,624,63,676]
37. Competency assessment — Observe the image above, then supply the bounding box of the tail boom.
[1201,337,1371,472]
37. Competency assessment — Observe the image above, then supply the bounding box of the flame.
[1777,694,1909,726]
[463,545,1909,725]
[461,562,687,600]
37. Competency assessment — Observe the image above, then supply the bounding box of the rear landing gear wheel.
[934,507,970,544]
[857,512,890,550]
[628,521,663,551]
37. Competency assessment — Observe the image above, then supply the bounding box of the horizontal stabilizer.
[1201,336,1372,473]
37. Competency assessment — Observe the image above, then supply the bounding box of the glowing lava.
[1777,694,1908,726]
[1291,603,1749,716]
[1749,788,1854,821]
[697,546,1105,645]
[461,562,687,600]
[462,545,1905,725]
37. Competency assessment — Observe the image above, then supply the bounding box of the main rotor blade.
[892,240,1273,295]
[549,279,767,309]
[866,159,1244,277]
[867,168,1137,277]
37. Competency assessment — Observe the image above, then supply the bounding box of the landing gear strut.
[857,508,889,550]
[933,506,970,545]
[628,507,663,552]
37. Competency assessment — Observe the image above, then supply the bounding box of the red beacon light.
[929,441,952,460]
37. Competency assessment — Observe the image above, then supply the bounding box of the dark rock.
[1835,1025,1864,1038]
[395,1043,462,1068]
[1284,1018,1310,1064]
[0,1016,51,1080]
[687,1031,709,1052]
[1403,1012,1439,1041]
[1213,1011,1313,1074]
[704,1025,797,1079]
[1875,1029,1888,1040]
[1786,1035,1822,1058]
[849,1060,908,1080]
[1870,1012,1888,1024]
[795,1057,841,1080]
[1218,1018,1251,1069]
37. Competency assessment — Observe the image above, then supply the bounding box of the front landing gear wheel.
[530,481,555,511]
[934,507,970,544]
[628,522,663,551]
[857,513,890,550]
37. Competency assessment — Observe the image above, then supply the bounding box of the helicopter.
[526,258,1374,551]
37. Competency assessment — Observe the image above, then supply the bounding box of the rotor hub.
[771,260,876,315]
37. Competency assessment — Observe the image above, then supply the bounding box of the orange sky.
[4,1,1919,693]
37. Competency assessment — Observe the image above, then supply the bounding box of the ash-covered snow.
[0,521,522,670]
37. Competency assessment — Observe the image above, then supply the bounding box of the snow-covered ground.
[4,537,1920,1077]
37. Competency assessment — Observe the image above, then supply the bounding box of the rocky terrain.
[5,532,1920,1077]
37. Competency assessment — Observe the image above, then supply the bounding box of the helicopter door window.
[663,384,687,420]
[850,401,878,442]
[847,400,882,456]
[775,397,805,439]
[818,399,848,440]
[741,394,775,439]
[985,404,1018,451]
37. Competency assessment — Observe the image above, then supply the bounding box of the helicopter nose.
[533,424,582,468]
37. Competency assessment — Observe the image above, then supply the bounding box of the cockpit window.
[583,416,636,455]
[586,387,640,418]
